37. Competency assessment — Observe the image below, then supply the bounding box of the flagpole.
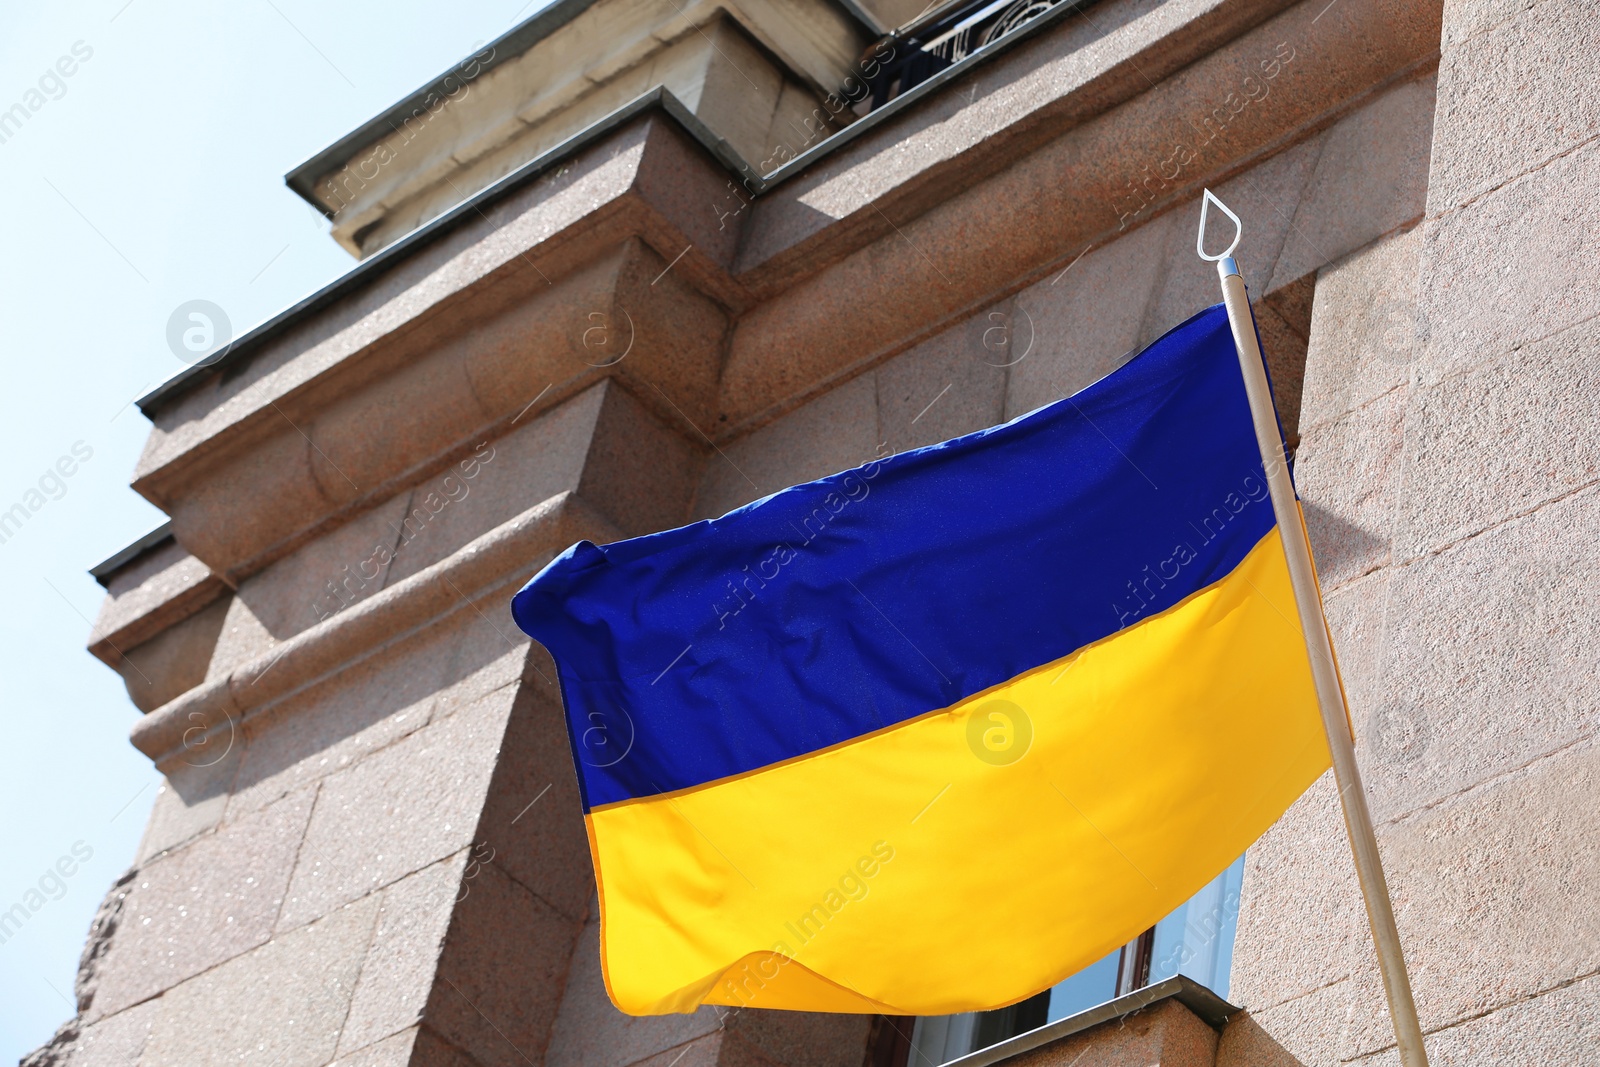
[1198,193,1430,1067]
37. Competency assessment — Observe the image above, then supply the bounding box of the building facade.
[31,0,1598,1063]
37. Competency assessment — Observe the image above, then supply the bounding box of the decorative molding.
[129,491,617,767]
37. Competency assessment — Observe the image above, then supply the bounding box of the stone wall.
[1222,1,1600,1064]
[50,0,1595,1063]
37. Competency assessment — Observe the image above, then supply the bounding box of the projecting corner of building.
[42,0,1600,1064]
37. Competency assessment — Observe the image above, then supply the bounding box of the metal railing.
[861,0,1079,110]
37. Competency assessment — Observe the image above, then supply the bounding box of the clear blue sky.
[0,1,553,1058]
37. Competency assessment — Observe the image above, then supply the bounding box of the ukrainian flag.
[512,303,1331,1016]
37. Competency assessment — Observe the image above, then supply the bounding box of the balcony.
[860,0,1092,110]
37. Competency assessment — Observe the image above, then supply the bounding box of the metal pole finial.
[1196,189,1242,278]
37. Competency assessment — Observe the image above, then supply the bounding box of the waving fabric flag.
[511,303,1331,1016]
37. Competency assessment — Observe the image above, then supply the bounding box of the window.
[905,855,1245,1066]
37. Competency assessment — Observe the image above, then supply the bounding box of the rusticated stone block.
[338,852,469,1055]
[87,786,315,1022]
[1249,744,1600,1060]
[1390,313,1600,562]
[427,861,585,1067]
[1006,214,1172,419]
[694,372,880,520]
[224,604,519,821]
[723,1008,874,1067]
[471,646,594,924]
[1004,998,1217,1067]
[1322,569,1392,753]
[68,998,159,1067]
[1430,0,1600,213]
[332,1025,481,1067]
[73,869,137,1019]
[1417,138,1600,381]
[1440,0,1538,47]
[1254,284,1312,451]
[137,746,240,862]
[276,687,516,931]
[330,1029,421,1067]
[1215,1011,1321,1067]
[874,309,1007,455]
[1230,773,1371,1015]
[1365,486,1600,819]
[545,917,724,1067]
[425,617,530,725]
[1269,73,1435,291]
[1228,967,1389,1067]
[1296,388,1405,590]
[639,1034,724,1067]
[1349,970,1600,1066]
[222,626,442,821]
[1299,226,1423,434]
[139,893,379,1067]
[1381,738,1600,1036]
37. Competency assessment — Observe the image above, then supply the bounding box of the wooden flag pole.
[1198,191,1430,1067]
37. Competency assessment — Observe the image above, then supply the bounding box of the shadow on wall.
[1216,1011,1310,1066]
[1301,499,1387,577]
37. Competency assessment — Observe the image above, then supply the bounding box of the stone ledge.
[135,0,1414,430]
[951,977,1236,1067]
[715,0,1442,439]
[129,490,618,767]
[738,0,1302,290]
[135,108,729,469]
[86,528,229,669]
[118,0,1438,597]
[287,0,868,256]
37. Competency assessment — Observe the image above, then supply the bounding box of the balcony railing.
[860,0,1081,110]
